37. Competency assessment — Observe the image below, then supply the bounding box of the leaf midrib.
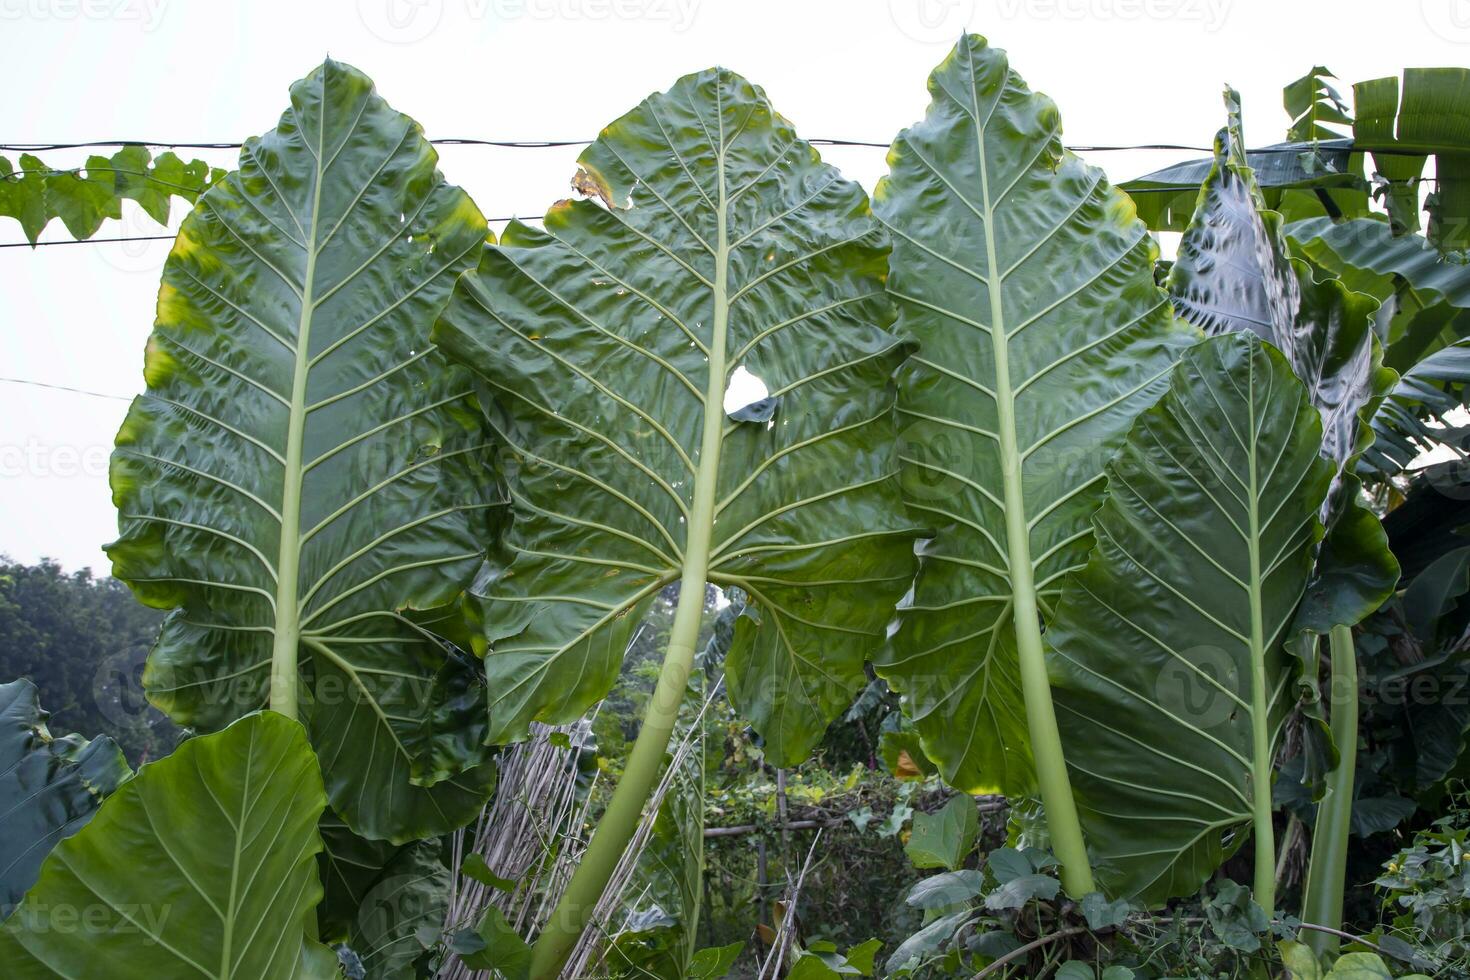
[680,78,732,599]
[267,77,326,732]
[966,51,1041,707]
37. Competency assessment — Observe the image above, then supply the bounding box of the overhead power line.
[0,214,545,249]
[0,377,131,401]
[0,234,178,250]
[0,137,1240,153]
[0,138,594,152]
[4,137,1428,155]
[0,135,1431,248]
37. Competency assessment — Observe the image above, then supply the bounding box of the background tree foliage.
[0,556,174,765]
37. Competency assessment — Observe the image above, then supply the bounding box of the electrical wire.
[0,214,544,248]
[0,377,131,401]
[0,135,1435,249]
[0,138,1255,153]
[6,138,1427,155]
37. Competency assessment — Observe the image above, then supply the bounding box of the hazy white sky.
[0,0,1460,572]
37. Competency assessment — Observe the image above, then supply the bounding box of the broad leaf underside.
[1049,334,1332,904]
[435,66,918,765]
[106,60,499,842]
[870,34,1194,795]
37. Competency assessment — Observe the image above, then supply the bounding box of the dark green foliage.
[0,556,173,765]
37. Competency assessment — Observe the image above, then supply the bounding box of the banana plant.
[1048,332,1333,913]
[0,679,130,918]
[0,711,340,978]
[104,60,501,843]
[1286,216,1470,375]
[868,33,1195,896]
[1286,215,1470,481]
[433,67,919,975]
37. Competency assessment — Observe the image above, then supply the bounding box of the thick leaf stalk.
[531,180,731,977]
[1301,625,1358,954]
[529,573,705,978]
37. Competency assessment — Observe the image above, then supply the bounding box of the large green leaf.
[1170,94,1398,667]
[433,67,918,764]
[0,711,339,978]
[0,679,130,918]
[868,33,1193,796]
[104,59,499,842]
[1285,270,1398,671]
[1049,333,1333,904]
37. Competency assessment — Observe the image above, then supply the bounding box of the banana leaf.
[1353,69,1470,248]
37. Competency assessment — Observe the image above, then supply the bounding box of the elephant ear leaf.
[1169,89,1398,677]
[1049,333,1333,904]
[0,679,130,919]
[867,33,1194,795]
[104,59,500,842]
[0,712,339,979]
[1168,87,1301,343]
[433,66,918,764]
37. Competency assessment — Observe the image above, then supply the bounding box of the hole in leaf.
[724,365,777,424]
